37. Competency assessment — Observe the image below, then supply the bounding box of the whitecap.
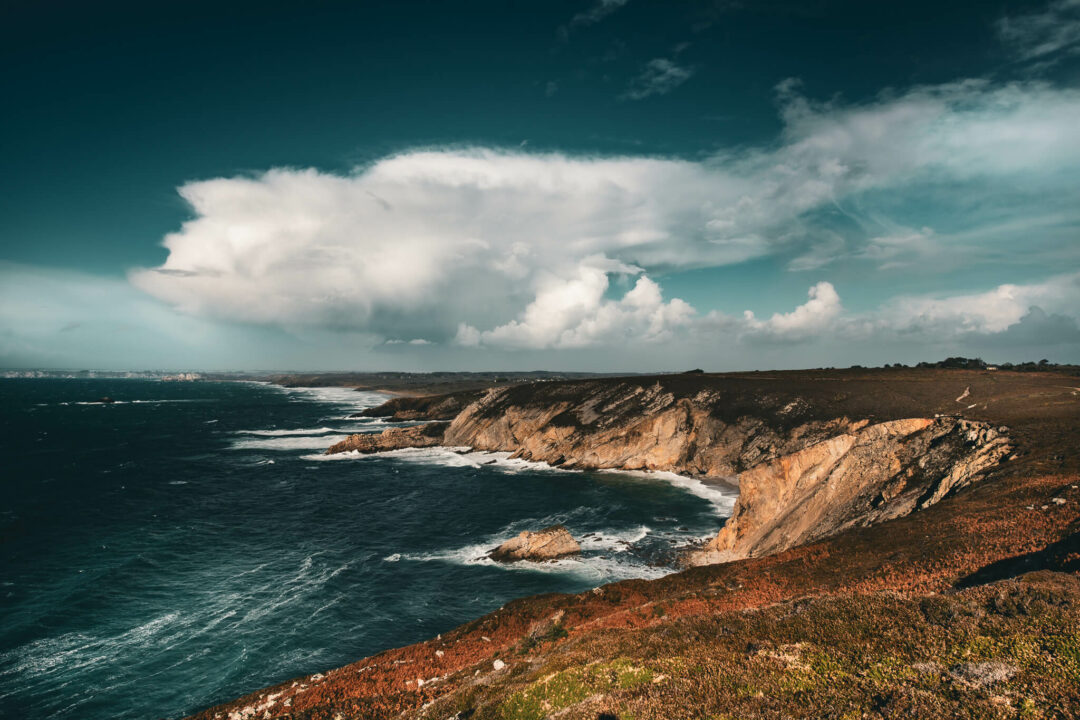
[390,519,670,582]
[276,386,390,416]
[582,525,652,551]
[235,424,382,437]
[305,447,574,473]
[130,399,212,404]
[396,539,672,582]
[229,435,350,451]
[235,427,341,436]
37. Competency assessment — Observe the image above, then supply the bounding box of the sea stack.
[489,525,580,562]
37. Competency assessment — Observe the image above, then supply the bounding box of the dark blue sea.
[0,379,735,719]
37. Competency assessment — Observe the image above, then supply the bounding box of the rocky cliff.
[328,374,1013,562]
[684,417,1011,564]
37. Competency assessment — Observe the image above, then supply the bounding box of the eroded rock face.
[352,390,484,421]
[683,418,1011,566]
[489,525,581,562]
[442,382,860,476]
[327,378,1013,568]
[325,423,446,455]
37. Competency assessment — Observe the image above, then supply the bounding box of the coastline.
[181,368,1080,719]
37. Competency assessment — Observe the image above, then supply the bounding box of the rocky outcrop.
[441,382,863,476]
[489,525,581,562]
[325,423,445,455]
[352,390,484,421]
[684,418,1011,565]
[328,376,1013,566]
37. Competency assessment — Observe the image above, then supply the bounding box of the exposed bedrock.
[488,525,581,562]
[327,379,1012,564]
[325,423,445,454]
[441,382,863,475]
[350,389,483,421]
[683,417,1011,565]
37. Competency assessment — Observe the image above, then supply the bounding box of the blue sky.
[1,0,1078,371]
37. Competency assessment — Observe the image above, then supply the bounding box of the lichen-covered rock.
[489,525,580,562]
[325,423,446,455]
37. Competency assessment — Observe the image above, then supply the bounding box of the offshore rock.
[684,417,1011,565]
[325,423,446,455]
[489,525,581,562]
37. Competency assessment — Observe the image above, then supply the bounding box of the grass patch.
[499,659,654,720]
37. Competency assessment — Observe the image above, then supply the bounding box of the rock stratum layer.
[328,376,1012,561]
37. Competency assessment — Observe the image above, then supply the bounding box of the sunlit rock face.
[684,417,1011,565]
[327,375,1012,565]
[488,525,581,562]
[325,423,445,454]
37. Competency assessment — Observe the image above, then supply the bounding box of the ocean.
[0,379,735,719]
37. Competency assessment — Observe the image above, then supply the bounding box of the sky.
[1,0,1079,371]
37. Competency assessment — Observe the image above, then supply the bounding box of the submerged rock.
[489,525,581,562]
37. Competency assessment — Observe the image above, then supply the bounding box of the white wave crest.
[235,427,341,436]
[302,447,572,473]
[395,539,671,582]
[276,386,389,414]
[579,525,652,551]
[230,434,350,451]
[387,520,667,582]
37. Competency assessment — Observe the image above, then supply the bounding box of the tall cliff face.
[442,380,860,476]
[329,376,1013,563]
[684,417,1011,565]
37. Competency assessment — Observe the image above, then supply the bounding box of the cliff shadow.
[955,527,1080,589]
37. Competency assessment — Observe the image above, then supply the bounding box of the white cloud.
[384,338,432,345]
[131,78,1080,350]
[458,258,694,349]
[997,0,1080,61]
[743,281,843,340]
[621,58,695,100]
[875,273,1080,338]
[131,150,767,344]
[685,274,1080,352]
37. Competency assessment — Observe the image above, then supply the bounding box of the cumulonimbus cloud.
[130,78,1080,350]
